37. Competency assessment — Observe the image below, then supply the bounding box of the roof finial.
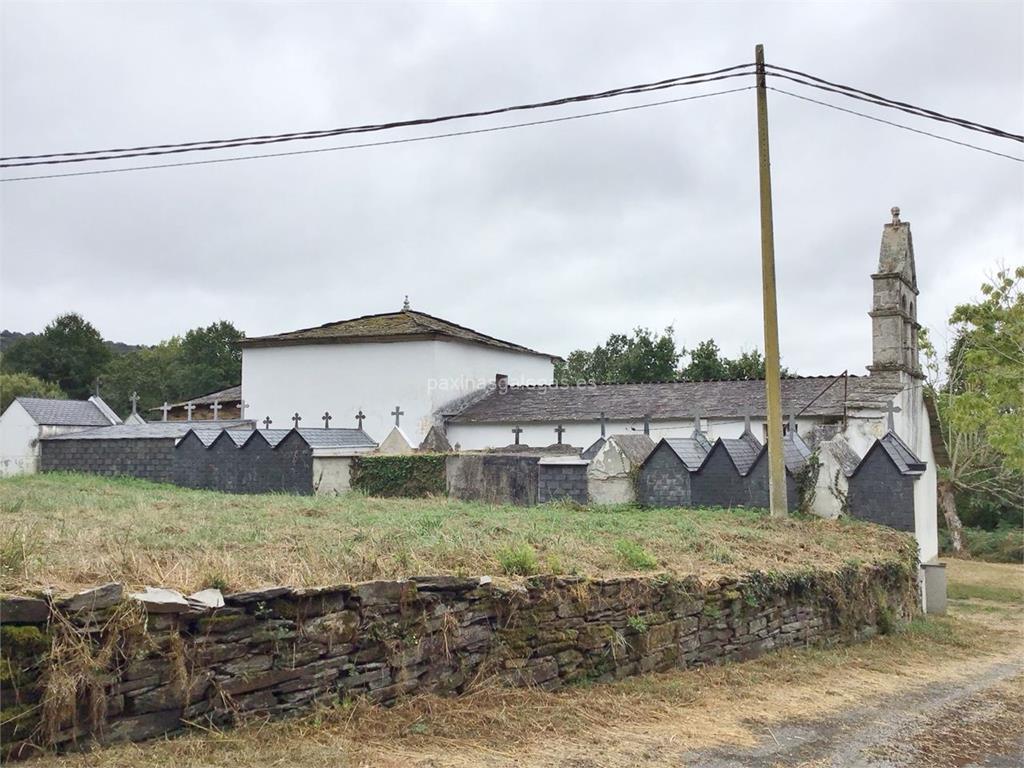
[890,206,901,226]
[402,295,410,311]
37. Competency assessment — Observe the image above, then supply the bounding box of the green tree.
[0,372,65,412]
[0,313,110,398]
[179,321,245,396]
[555,327,680,384]
[101,339,186,417]
[923,267,1024,553]
[679,340,786,381]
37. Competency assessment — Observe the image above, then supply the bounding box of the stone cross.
[743,414,752,434]
[184,401,196,421]
[292,412,302,429]
[882,399,902,432]
[787,414,797,434]
[93,378,101,397]
[693,411,702,433]
[512,426,523,445]
[891,206,901,226]
[642,414,651,436]
[129,391,139,415]
[355,410,366,429]
[238,400,249,420]
[599,411,606,437]
[403,295,410,311]
[391,405,404,427]
[554,424,565,444]
[159,402,172,422]
[322,411,332,429]
[210,400,222,421]
[262,416,273,430]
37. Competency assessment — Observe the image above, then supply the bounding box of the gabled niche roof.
[240,309,560,360]
[872,431,927,476]
[16,396,118,427]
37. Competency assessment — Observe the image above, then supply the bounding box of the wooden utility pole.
[755,43,788,516]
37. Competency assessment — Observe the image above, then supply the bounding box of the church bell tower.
[868,207,923,379]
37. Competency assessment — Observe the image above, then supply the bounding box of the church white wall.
[242,341,440,445]
[429,342,554,412]
[0,401,39,477]
[242,339,555,446]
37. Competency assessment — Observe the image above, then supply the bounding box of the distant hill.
[0,329,144,356]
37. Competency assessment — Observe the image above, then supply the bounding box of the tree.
[179,321,245,397]
[924,267,1024,553]
[0,372,64,412]
[101,339,186,416]
[679,340,786,381]
[1,313,110,398]
[555,327,680,384]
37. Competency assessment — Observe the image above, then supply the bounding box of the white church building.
[238,208,937,559]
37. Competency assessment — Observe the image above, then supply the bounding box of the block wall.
[39,439,176,483]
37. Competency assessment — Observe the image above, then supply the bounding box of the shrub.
[615,539,658,570]
[350,454,447,498]
[940,524,1024,564]
[498,544,539,576]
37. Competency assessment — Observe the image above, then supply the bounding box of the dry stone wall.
[1,561,919,760]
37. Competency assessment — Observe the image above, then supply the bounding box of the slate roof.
[42,421,254,440]
[876,431,927,475]
[662,435,712,471]
[782,432,813,473]
[447,375,901,423]
[821,435,862,478]
[240,309,559,359]
[16,397,117,427]
[581,437,606,460]
[258,428,377,451]
[717,432,763,475]
[609,434,656,466]
[150,385,242,411]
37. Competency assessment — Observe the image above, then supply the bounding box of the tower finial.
[890,206,901,226]
[402,295,410,311]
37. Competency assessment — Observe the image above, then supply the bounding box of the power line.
[770,87,1024,163]
[0,64,756,167]
[0,86,754,183]
[764,64,1023,143]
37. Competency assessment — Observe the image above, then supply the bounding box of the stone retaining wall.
[1,561,919,760]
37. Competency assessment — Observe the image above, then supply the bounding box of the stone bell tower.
[868,207,923,378]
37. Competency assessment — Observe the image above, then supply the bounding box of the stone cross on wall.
[355,410,365,429]
[642,414,651,436]
[599,411,607,438]
[512,426,523,445]
[262,416,273,430]
[184,402,196,421]
[322,411,332,429]
[693,411,702,433]
[129,391,140,416]
[159,402,172,422]
[787,414,797,435]
[238,401,249,420]
[292,412,302,429]
[391,405,404,427]
[882,399,902,432]
[743,414,752,434]
[554,424,565,444]
[210,401,222,421]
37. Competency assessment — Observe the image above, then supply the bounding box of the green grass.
[948,582,1024,604]
[0,472,917,594]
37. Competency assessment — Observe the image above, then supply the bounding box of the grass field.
[23,558,1024,768]
[0,472,916,594]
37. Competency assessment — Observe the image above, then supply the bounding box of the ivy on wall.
[350,454,447,498]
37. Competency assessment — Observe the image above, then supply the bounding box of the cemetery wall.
[536,462,589,505]
[1,557,919,760]
[446,454,539,505]
[39,438,176,483]
[635,442,692,507]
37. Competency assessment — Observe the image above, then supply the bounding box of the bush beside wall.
[0,557,920,760]
[350,454,447,498]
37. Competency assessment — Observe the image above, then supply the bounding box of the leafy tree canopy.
[1,313,111,398]
[555,327,680,384]
[0,372,64,413]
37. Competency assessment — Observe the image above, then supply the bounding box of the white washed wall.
[0,401,39,476]
[242,340,554,446]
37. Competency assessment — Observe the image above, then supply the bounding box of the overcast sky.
[2,1,1021,375]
